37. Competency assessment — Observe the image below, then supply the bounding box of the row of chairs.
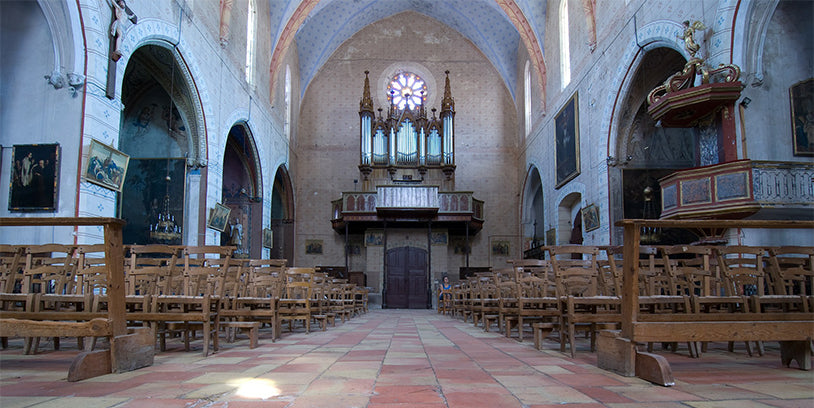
[439,245,813,358]
[0,244,368,356]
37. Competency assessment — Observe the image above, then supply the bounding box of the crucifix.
[106,0,137,99]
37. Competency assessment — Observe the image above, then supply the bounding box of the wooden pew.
[598,219,814,386]
[0,217,153,381]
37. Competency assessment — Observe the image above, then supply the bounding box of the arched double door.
[385,246,428,309]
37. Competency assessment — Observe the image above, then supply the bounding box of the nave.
[1,309,811,408]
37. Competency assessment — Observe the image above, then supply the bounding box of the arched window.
[245,0,256,86]
[284,65,291,142]
[559,0,571,89]
[524,60,532,136]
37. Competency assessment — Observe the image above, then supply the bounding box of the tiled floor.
[1,309,812,407]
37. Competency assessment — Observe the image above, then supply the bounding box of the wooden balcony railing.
[660,160,814,219]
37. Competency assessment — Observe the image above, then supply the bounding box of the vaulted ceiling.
[268,0,548,100]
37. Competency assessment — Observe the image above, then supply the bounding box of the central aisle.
[1,309,811,407]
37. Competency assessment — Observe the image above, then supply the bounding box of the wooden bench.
[0,217,154,381]
[598,219,814,386]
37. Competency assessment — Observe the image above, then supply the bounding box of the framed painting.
[790,78,814,156]
[9,143,60,211]
[207,203,231,232]
[305,239,323,255]
[262,228,273,249]
[430,231,448,245]
[84,139,130,192]
[365,230,383,246]
[582,204,600,232]
[545,228,556,246]
[555,92,580,188]
[491,240,510,256]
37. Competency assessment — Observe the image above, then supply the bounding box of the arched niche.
[557,192,582,247]
[521,166,545,249]
[609,47,700,245]
[270,166,295,263]
[118,44,202,246]
[221,123,263,258]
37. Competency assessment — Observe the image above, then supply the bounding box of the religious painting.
[491,240,510,256]
[582,204,600,232]
[120,158,186,245]
[85,139,130,192]
[790,78,814,156]
[305,239,323,255]
[365,230,383,247]
[555,92,580,188]
[430,231,448,245]
[545,228,556,246]
[348,239,363,255]
[207,203,231,232]
[262,228,273,249]
[451,237,469,255]
[8,144,59,211]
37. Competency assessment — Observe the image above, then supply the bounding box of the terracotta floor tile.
[370,384,444,404]
[444,390,522,408]
[303,378,375,395]
[1,310,812,408]
[757,399,814,408]
[550,373,628,387]
[115,398,202,408]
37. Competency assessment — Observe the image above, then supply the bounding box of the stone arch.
[116,18,211,168]
[557,191,582,246]
[271,165,295,262]
[38,0,84,88]
[521,165,545,247]
[731,0,779,87]
[603,20,690,165]
[554,182,585,245]
[598,20,693,244]
[221,122,263,258]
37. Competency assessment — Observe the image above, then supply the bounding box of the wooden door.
[386,247,428,309]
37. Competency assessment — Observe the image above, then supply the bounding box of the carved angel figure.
[679,20,706,58]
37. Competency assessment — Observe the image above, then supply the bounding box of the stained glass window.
[388,72,427,110]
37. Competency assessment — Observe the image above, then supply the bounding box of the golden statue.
[679,20,706,59]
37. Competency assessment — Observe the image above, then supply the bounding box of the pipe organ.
[359,70,455,170]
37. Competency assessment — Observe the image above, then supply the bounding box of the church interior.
[0,0,813,404]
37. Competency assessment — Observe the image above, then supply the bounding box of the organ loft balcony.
[331,185,484,234]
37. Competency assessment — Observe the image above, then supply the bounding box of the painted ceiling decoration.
[268,0,548,103]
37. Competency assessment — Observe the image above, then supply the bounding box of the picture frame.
[365,230,383,247]
[85,139,130,192]
[262,228,273,249]
[430,231,448,245]
[545,228,556,246]
[451,237,469,255]
[582,204,600,232]
[491,240,510,256]
[555,92,580,188]
[207,203,231,232]
[9,143,60,211]
[790,78,814,156]
[305,239,323,255]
